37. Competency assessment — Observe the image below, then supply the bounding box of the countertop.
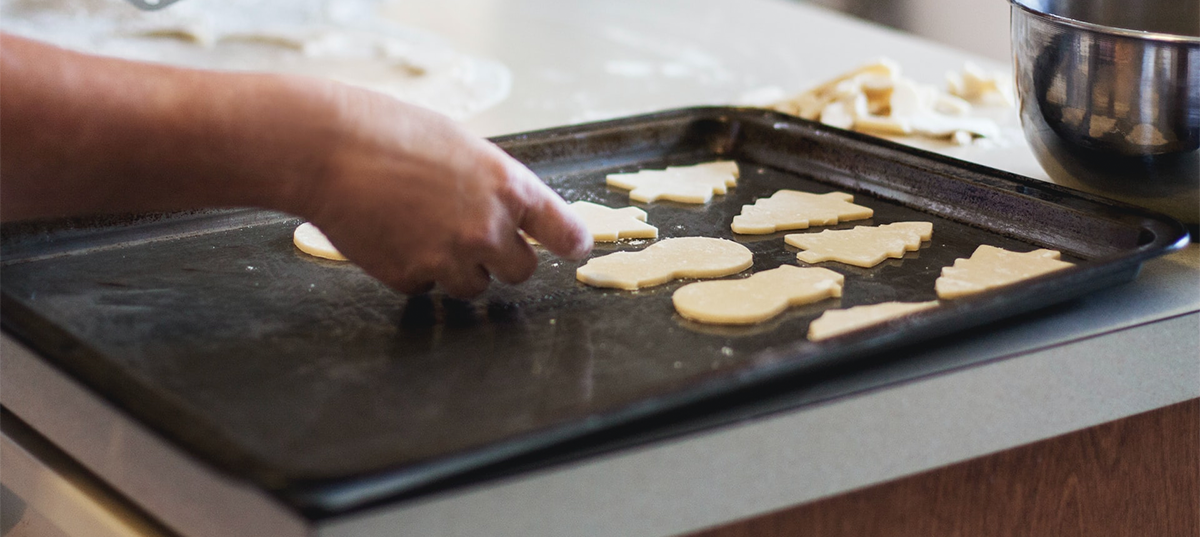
[2,1,1197,536]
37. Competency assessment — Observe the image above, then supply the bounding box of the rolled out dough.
[731,190,873,234]
[807,300,939,340]
[570,201,658,242]
[785,221,932,268]
[935,245,1073,299]
[606,161,739,204]
[673,265,844,325]
[576,237,752,290]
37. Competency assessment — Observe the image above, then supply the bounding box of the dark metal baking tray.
[0,107,1188,517]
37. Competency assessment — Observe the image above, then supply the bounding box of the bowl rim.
[1009,0,1200,45]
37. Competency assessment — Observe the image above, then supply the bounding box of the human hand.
[0,36,589,298]
[291,82,592,298]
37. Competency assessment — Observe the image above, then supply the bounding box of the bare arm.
[0,33,591,297]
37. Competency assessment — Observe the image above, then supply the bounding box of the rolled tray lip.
[3,105,1191,516]
[1008,0,1200,45]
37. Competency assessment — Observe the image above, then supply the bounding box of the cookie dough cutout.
[524,201,657,245]
[571,201,659,241]
[606,161,739,204]
[936,245,1074,299]
[576,237,752,290]
[293,222,347,261]
[786,222,933,268]
[731,190,873,235]
[673,265,844,325]
[807,301,939,340]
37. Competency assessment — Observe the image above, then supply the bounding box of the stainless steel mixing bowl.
[1010,0,1200,225]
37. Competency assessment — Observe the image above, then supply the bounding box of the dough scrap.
[771,59,902,120]
[945,62,1013,107]
[935,245,1073,299]
[571,201,658,242]
[576,237,752,290]
[807,301,939,340]
[673,265,844,325]
[731,190,873,234]
[785,221,933,268]
[293,222,347,261]
[769,58,1005,144]
[606,161,739,204]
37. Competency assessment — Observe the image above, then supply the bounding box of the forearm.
[0,33,591,297]
[0,33,331,221]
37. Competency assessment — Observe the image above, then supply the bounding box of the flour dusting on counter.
[600,26,733,85]
[0,0,511,120]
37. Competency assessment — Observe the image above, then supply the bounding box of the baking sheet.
[0,107,1187,517]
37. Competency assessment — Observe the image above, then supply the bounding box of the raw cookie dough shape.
[293,222,347,261]
[673,265,844,325]
[807,300,939,340]
[731,190,873,234]
[524,201,658,245]
[785,221,933,268]
[606,161,739,204]
[935,245,1074,299]
[576,237,753,290]
[571,201,659,241]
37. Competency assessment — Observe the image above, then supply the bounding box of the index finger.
[507,162,593,260]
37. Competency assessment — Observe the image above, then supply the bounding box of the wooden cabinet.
[692,399,1199,537]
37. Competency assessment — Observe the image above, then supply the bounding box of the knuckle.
[459,227,497,253]
[485,155,514,182]
[457,218,510,255]
[489,157,536,206]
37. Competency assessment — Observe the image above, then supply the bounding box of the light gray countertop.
[3,1,1198,536]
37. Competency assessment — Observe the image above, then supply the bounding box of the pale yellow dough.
[524,201,658,245]
[576,237,753,290]
[946,62,1014,107]
[731,190,873,234]
[769,58,1005,143]
[785,221,933,267]
[673,265,844,325]
[807,300,939,340]
[293,222,347,261]
[606,161,739,204]
[570,201,658,241]
[935,245,1073,299]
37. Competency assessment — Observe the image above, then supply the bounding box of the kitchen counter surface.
[2,1,1197,536]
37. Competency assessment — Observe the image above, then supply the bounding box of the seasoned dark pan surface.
[0,108,1186,515]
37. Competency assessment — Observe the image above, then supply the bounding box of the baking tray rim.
[0,106,1190,517]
